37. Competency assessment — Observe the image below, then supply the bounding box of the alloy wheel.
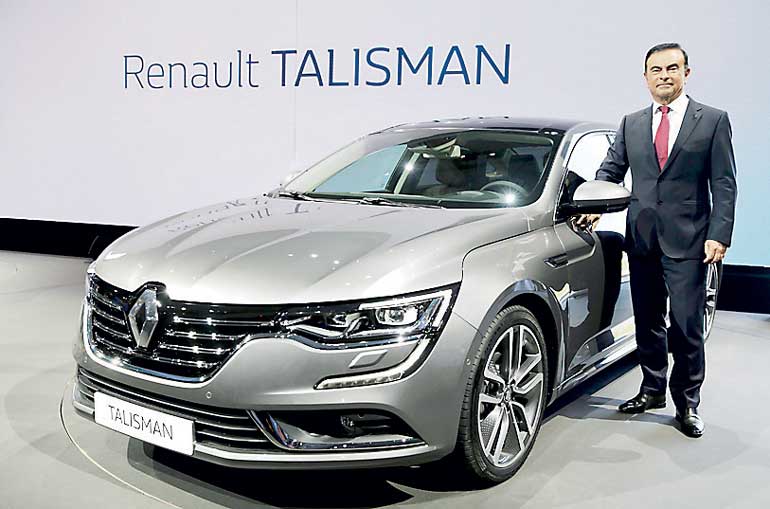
[704,263,719,338]
[476,324,545,468]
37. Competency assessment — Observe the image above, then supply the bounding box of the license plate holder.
[93,392,194,455]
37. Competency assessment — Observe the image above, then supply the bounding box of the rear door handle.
[545,253,569,268]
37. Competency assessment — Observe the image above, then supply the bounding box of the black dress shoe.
[618,392,667,414]
[676,408,705,438]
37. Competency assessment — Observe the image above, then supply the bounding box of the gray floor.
[1,250,769,509]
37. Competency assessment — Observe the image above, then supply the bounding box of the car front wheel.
[454,305,548,485]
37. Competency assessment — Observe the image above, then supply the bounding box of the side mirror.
[564,180,631,215]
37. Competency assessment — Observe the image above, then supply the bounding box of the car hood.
[94,196,532,304]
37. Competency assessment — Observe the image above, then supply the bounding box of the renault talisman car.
[71,118,720,484]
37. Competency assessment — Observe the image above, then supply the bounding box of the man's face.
[644,48,690,104]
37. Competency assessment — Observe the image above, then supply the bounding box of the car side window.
[557,132,629,235]
[567,133,611,183]
[556,133,611,219]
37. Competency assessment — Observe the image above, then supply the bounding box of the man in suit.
[579,42,737,437]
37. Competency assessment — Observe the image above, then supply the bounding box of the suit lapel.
[638,107,659,175]
[659,98,703,176]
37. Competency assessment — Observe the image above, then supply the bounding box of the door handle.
[545,253,569,268]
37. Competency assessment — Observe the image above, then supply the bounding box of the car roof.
[378,116,616,135]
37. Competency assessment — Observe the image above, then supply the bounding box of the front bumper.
[72,308,478,469]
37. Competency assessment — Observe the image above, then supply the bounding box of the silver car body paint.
[72,118,641,469]
[94,197,529,305]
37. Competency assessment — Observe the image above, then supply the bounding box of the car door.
[554,131,634,380]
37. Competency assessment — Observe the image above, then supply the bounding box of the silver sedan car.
[71,118,720,485]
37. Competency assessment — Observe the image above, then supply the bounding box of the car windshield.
[282,129,560,208]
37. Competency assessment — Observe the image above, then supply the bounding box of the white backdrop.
[1,0,768,265]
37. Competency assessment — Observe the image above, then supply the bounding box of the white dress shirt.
[651,93,690,156]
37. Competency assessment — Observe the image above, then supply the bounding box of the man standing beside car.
[578,42,737,437]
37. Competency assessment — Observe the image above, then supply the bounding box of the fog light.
[340,415,357,434]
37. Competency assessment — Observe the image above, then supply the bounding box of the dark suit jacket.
[596,97,737,259]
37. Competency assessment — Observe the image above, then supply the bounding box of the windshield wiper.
[358,196,442,208]
[274,190,315,201]
[275,191,441,208]
[359,196,404,206]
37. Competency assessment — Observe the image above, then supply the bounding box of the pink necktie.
[654,105,670,170]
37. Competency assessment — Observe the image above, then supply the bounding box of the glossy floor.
[1,251,769,509]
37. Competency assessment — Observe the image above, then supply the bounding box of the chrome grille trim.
[93,332,133,354]
[91,291,123,311]
[195,421,262,432]
[164,329,244,342]
[92,319,132,341]
[92,306,126,326]
[78,369,249,421]
[74,368,428,460]
[75,368,277,452]
[93,333,228,369]
[147,356,220,369]
[86,275,283,381]
[77,386,94,401]
[196,429,270,444]
[155,342,227,355]
[172,316,274,327]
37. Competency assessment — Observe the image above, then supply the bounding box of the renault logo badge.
[128,288,160,349]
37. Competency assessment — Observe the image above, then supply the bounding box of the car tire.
[452,305,549,485]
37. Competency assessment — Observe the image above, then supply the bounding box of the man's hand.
[574,214,601,230]
[703,240,727,264]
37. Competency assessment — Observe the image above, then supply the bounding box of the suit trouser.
[628,246,708,411]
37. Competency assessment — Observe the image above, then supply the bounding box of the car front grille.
[75,368,278,451]
[87,275,283,381]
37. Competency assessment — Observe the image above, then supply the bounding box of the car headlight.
[291,286,458,390]
[278,287,456,348]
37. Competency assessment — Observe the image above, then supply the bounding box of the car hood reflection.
[94,196,531,304]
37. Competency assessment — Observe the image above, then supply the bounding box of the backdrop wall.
[1,0,768,265]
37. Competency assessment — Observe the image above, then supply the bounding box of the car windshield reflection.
[283,130,559,208]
